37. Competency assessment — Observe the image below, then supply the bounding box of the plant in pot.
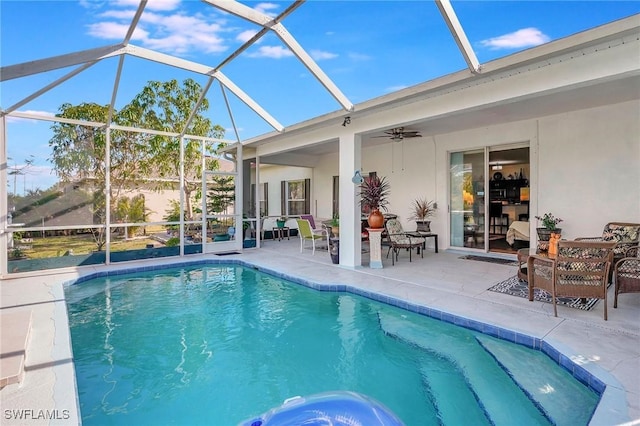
[359,175,390,229]
[329,214,340,237]
[535,212,563,242]
[276,216,287,228]
[409,198,436,232]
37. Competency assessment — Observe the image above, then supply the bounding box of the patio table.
[407,232,438,253]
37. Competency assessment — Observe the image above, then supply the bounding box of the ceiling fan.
[373,127,422,142]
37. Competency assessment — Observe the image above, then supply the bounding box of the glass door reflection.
[450,150,485,249]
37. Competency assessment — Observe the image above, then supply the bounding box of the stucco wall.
[255,165,313,217]
[535,100,640,238]
[273,99,640,250]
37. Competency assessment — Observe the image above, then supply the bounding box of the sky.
[1,0,639,194]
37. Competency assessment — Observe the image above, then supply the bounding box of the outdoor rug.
[460,255,518,266]
[488,275,600,311]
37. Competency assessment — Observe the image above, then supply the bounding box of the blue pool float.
[240,391,405,426]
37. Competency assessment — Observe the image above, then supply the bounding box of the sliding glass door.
[450,149,485,249]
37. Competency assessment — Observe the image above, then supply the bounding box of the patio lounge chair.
[614,244,640,308]
[384,218,425,265]
[528,240,615,320]
[296,219,328,255]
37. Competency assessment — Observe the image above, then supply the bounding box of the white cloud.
[254,2,279,16]
[237,29,259,44]
[99,9,137,20]
[348,52,371,61]
[248,45,293,59]
[480,27,550,50]
[87,21,143,40]
[310,50,338,61]
[87,5,228,55]
[5,110,56,124]
[114,0,180,11]
[386,85,408,93]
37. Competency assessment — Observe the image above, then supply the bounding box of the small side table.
[272,227,290,241]
[408,232,438,253]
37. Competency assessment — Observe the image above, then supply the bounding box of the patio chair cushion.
[300,214,317,229]
[577,222,640,258]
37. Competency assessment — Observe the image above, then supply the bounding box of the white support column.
[338,132,361,268]
[0,115,8,276]
[235,143,243,252]
[255,155,262,248]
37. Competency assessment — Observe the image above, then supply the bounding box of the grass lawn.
[18,233,161,259]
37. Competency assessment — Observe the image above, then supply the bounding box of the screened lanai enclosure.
[3,0,639,275]
[0,0,357,275]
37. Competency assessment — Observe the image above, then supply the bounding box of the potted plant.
[276,216,287,228]
[329,215,339,237]
[409,198,436,232]
[535,212,563,242]
[359,175,390,229]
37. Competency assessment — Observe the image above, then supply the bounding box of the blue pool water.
[66,264,600,426]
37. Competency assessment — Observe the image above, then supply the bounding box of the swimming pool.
[66,263,600,425]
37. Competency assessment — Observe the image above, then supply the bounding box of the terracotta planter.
[367,208,384,229]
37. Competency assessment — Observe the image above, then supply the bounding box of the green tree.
[48,79,225,250]
[125,79,225,220]
[207,176,236,215]
[49,103,112,250]
[114,194,148,238]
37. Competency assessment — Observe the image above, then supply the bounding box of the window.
[249,182,268,216]
[281,179,310,216]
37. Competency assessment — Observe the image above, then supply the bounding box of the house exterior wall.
[254,165,313,217]
[535,99,639,237]
[262,99,639,251]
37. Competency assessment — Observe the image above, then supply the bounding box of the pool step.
[419,357,491,425]
[378,312,550,426]
[0,309,32,389]
[476,335,599,426]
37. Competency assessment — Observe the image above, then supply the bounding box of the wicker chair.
[528,241,615,320]
[384,218,425,265]
[575,222,640,266]
[556,241,615,319]
[614,244,640,308]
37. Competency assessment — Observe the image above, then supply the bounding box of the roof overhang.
[241,14,640,166]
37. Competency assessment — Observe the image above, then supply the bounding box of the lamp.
[491,163,502,171]
[352,170,364,184]
[342,116,351,126]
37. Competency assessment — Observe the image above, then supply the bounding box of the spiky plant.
[409,198,436,221]
[359,175,390,211]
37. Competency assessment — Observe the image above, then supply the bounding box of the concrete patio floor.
[1,237,639,425]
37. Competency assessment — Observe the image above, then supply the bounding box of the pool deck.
[1,238,639,425]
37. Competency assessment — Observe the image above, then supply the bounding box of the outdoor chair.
[384,218,425,265]
[300,214,324,232]
[575,222,640,267]
[614,244,640,308]
[296,219,328,255]
[529,240,615,320]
